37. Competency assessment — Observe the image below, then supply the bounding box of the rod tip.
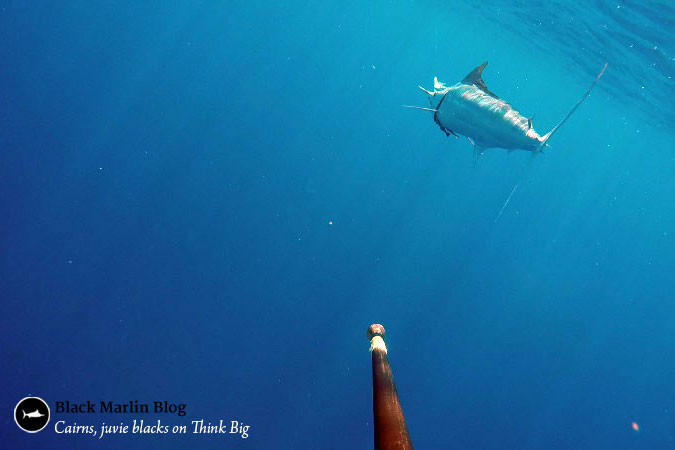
[367,324,386,340]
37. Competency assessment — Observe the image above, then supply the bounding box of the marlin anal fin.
[462,61,499,99]
[466,136,485,153]
[466,137,486,165]
[539,62,608,150]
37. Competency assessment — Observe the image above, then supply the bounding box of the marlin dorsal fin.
[462,61,499,99]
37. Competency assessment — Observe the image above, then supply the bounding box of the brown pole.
[367,324,413,450]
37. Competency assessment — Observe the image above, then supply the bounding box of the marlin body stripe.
[406,61,607,155]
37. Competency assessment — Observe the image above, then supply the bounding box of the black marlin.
[406,61,607,157]
[405,61,607,219]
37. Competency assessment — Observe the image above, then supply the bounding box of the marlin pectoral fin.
[431,97,457,139]
[462,61,499,99]
[441,128,459,138]
[527,117,532,130]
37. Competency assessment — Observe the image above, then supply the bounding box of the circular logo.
[14,397,50,433]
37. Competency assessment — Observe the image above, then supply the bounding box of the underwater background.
[2,1,674,449]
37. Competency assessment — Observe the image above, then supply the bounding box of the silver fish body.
[432,82,542,151]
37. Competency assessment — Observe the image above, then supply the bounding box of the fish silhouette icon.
[22,409,45,419]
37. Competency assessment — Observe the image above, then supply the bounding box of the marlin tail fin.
[539,62,608,149]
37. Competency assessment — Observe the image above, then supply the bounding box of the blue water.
[2,1,674,449]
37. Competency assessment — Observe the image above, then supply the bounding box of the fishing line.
[494,154,538,222]
[494,63,606,222]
